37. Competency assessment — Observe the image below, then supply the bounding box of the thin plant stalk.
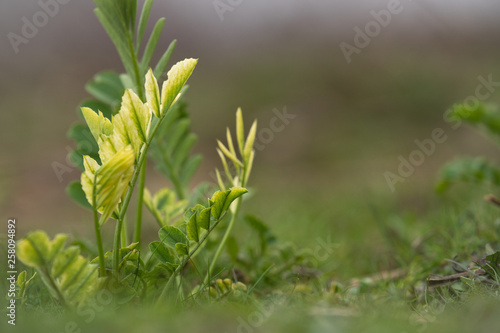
[92,175,106,276]
[113,218,123,274]
[205,198,242,285]
[134,160,147,244]
[156,211,229,305]
[121,216,128,247]
[93,214,106,277]
[112,109,173,274]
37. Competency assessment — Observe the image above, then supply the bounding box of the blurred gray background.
[2,0,500,240]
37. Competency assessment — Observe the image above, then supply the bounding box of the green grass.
[3,189,500,332]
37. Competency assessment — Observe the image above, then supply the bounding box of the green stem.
[112,114,170,276]
[92,174,106,277]
[205,198,242,285]
[26,237,68,307]
[94,211,106,277]
[113,218,123,274]
[126,30,144,100]
[121,216,128,248]
[44,267,68,308]
[156,212,228,305]
[134,159,147,244]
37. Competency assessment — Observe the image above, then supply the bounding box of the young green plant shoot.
[16,0,257,307]
[80,59,198,276]
[206,108,257,283]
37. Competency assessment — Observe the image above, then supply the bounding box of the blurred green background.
[2,0,500,275]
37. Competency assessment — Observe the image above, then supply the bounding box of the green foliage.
[146,187,248,301]
[67,0,184,198]
[211,187,249,219]
[153,187,248,257]
[63,3,203,284]
[76,56,198,275]
[437,157,500,192]
[13,2,500,325]
[66,181,92,210]
[481,251,500,278]
[149,241,176,266]
[19,189,255,306]
[437,102,500,192]
[158,226,189,250]
[245,214,277,253]
[67,122,101,170]
[90,242,140,272]
[93,0,143,95]
[192,278,248,300]
[16,271,36,304]
[225,216,324,286]
[204,109,258,283]
[448,103,500,140]
[17,231,100,308]
[17,0,261,312]
[85,71,125,110]
[149,101,203,200]
[216,108,257,190]
[144,187,187,227]
[81,146,135,224]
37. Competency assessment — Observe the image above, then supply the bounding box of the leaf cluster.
[437,103,500,192]
[17,232,101,307]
